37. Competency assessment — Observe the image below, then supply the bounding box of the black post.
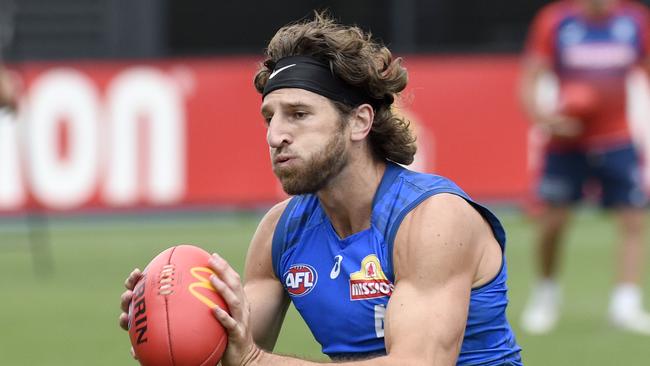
[107,0,168,58]
[390,0,417,53]
[1,0,54,276]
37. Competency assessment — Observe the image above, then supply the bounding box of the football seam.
[166,245,178,366]
[200,336,228,366]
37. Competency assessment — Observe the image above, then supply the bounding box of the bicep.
[384,273,470,365]
[384,194,483,365]
[521,8,556,109]
[242,200,291,351]
[245,278,290,351]
[524,7,556,63]
[520,55,555,123]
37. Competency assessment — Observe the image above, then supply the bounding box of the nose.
[266,117,292,148]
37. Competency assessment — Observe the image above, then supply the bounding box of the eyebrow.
[260,101,312,115]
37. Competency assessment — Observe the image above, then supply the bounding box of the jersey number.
[374,304,385,338]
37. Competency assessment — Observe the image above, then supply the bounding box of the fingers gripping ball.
[128,245,230,366]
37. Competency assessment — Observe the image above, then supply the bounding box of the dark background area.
[167,0,551,54]
[3,0,650,60]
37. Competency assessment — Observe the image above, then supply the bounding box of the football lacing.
[158,264,175,295]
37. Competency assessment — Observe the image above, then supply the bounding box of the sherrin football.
[558,81,600,120]
[128,245,229,366]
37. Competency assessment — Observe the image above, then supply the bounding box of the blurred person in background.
[0,0,17,111]
[520,0,650,335]
[0,66,16,111]
[121,13,523,365]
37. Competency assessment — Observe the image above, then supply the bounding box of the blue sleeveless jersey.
[272,162,522,365]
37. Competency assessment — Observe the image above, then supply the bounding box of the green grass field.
[1,208,649,365]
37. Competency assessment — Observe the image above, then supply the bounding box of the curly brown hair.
[253,12,417,165]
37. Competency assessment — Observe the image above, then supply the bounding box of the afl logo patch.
[284,264,318,297]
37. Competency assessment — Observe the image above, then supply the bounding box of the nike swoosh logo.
[269,64,296,79]
[330,255,343,279]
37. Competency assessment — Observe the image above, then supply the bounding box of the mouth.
[273,155,295,165]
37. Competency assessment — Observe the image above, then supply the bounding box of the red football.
[558,82,600,120]
[128,245,229,366]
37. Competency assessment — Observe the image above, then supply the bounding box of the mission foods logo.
[284,264,318,297]
[349,255,394,301]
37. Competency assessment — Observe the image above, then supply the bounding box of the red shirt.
[525,0,650,149]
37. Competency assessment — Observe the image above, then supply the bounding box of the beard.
[272,130,348,195]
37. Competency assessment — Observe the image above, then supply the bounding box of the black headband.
[262,55,387,108]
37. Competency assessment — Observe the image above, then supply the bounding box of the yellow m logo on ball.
[188,267,220,309]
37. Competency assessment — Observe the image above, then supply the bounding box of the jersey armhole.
[384,189,507,281]
[271,197,300,279]
[466,201,506,251]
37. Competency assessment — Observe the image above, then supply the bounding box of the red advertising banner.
[2,55,645,213]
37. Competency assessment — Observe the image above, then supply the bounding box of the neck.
[317,156,386,239]
[580,0,616,17]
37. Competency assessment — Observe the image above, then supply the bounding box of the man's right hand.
[119,268,143,330]
[120,268,142,338]
[119,268,143,360]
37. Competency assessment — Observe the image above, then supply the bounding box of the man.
[0,0,16,111]
[120,13,522,365]
[0,65,16,110]
[520,0,650,335]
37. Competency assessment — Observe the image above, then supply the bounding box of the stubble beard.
[273,131,348,195]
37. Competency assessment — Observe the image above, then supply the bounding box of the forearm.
[519,56,558,127]
[246,349,321,366]
[245,281,289,351]
[248,350,425,366]
[520,70,547,125]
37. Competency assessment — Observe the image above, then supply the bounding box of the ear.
[348,104,374,142]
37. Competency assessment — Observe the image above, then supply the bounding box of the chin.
[279,180,320,196]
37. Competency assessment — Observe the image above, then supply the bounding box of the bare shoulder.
[393,193,499,286]
[396,192,485,245]
[244,198,292,280]
[254,198,292,243]
[416,192,479,220]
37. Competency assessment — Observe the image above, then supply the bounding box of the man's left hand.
[209,253,262,366]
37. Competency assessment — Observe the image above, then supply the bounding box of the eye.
[293,111,308,120]
[262,115,272,125]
